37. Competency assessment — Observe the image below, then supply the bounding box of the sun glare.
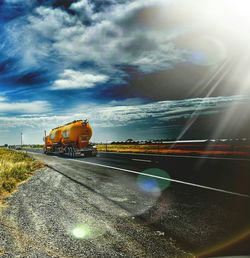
[205,0,250,36]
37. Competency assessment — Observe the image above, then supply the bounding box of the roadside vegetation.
[0,148,43,197]
[97,143,250,157]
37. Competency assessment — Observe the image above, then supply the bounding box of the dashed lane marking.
[132,159,152,163]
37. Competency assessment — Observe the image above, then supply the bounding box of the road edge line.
[65,158,250,199]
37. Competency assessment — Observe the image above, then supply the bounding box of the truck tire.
[66,147,71,158]
[44,149,50,155]
[68,147,75,158]
[84,151,90,157]
[72,148,76,158]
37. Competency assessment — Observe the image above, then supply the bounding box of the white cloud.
[0,100,51,114]
[0,96,247,130]
[3,1,187,83]
[70,0,94,21]
[50,69,109,90]
[80,95,249,127]
[0,95,248,144]
[0,96,6,102]
[51,1,186,73]
[3,6,77,69]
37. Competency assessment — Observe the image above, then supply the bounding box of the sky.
[1,0,250,144]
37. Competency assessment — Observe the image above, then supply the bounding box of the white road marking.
[132,158,152,163]
[99,151,250,161]
[26,151,40,155]
[64,158,250,199]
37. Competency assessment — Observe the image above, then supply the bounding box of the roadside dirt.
[0,166,192,258]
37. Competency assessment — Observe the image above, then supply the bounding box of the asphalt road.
[1,151,250,257]
[24,149,250,196]
[79,152,250,196]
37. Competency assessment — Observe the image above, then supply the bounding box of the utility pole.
[44,130,47,149]
[21,132,23,148]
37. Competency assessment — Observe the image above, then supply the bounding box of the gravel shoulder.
[0,165,192,258]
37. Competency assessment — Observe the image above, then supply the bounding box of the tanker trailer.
[43,119,97,157]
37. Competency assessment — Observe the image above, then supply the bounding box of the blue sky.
[1,0,250,144]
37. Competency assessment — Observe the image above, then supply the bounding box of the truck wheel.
[72,148,76,158]
[68,147,75,158]
[66,148,71,158]
[68,147,71,158]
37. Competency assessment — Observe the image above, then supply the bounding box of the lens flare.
[188,36,227,66]
[72,224,90,239]
[70,218,107,240]
[138,178,160,193]
[137,168,171,194]
[196,228,250,257]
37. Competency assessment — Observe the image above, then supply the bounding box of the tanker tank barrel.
[43,119,97,157]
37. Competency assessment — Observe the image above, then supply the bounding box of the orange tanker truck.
[43,119,97,157]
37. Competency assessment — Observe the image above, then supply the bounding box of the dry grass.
[0,148,43,197]
[97,144,162,153]
[97,143,250,156]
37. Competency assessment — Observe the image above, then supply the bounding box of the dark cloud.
[119,35,158,57]
[103,58,249,101]
[132,101,250,140]
[117,5,163,30]
[179,104,250,140]
[52,0,77,10]
[91,0,129,13]
[0,57,53,88]
[13,71,49,85]
[100,64,212,100]
[0,60,12,74]
[52,0,71,9]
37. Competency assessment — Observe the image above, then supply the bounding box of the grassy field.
[0,148,43,198]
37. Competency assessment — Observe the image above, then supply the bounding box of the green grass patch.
[0,148,43,196]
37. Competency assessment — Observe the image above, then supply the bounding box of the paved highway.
[78,151,250,197]
[25,149,250,196]
[1,150,249,257]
